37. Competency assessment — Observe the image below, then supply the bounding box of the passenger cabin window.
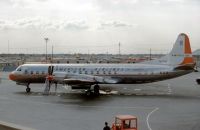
[55,66,58,70]
[16,67,22,71]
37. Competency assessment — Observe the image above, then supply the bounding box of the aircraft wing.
[52,72,119,85]
[63,78,95,84]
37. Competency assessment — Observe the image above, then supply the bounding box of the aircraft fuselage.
[9,63,192,85]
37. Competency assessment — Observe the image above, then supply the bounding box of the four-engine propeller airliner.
[9,33,195,95]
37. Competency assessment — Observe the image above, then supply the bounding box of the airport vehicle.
[196,77,200,85]
[112,115,137,130]
[9,33,195,95]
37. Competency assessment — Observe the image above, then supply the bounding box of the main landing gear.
[94,84,100,95]
[85,84,100,96]
[26,84,31,93]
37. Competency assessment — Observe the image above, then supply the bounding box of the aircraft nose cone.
[9,73,16,81]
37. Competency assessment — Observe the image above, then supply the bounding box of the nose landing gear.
[26,84,31,93]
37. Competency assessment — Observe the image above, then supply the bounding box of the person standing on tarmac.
[103,122,111,130]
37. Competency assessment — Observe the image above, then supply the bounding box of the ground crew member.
[103,122,111,130]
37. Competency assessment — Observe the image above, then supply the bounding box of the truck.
[112,115,137,130]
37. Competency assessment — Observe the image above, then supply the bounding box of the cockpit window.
[16,66,22,71]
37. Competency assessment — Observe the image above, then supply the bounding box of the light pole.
[118,42,121,56]
[51,45,53,63]
[44,38,49,63]
[8,40,9,54]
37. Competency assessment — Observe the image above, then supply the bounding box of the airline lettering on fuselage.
[53,66,164,75]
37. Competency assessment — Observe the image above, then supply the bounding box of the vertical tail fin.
[142,33,195,70]
[168,33,195,69]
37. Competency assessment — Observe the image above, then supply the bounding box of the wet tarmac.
[0,72,200,130]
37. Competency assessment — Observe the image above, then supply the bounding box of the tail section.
[143,33,195,69]
[168,33,195,69]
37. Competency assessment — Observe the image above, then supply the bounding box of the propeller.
[44,65,54,94]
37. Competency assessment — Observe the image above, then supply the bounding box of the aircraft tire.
[26,87,31,93]
[196,79,200,85]
[94,84,100,95]
[85,90,93,96]
[197,81,200,85]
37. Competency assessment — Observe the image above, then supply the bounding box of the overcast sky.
[0,0,199,54]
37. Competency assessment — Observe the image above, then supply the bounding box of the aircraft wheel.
[94,84,100,95]
[85,90,93,96]
[197,81,200,85]
[26,87,31,93]
[196,79,200,85]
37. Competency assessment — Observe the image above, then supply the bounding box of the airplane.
[9,33,195,95]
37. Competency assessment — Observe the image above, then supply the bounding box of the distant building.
[0,58,18,71]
